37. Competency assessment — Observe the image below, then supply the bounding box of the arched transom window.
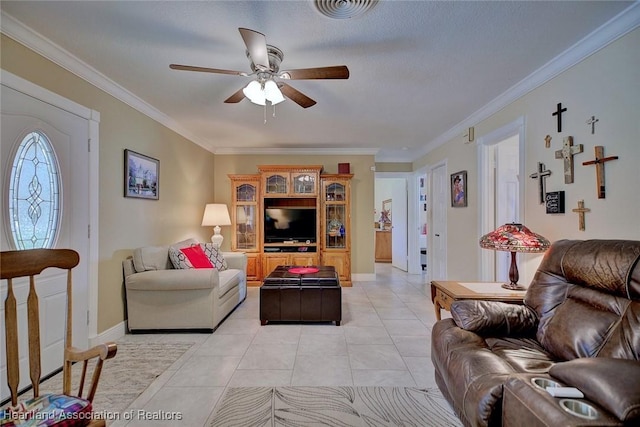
[8,131,61,249]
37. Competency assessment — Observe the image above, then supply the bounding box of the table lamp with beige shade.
[202,204,231,248]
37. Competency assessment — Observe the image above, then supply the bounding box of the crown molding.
[0,11,211,151]
[412,2,640,162]
[215,147,379,156]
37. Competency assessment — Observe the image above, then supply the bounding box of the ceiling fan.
[170,28,350,108]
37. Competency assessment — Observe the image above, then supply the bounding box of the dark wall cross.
[552,102,567,132]
[582,145,618,199]
[586,116,599,134]
[554,136,583,184]
[529,162,551,204]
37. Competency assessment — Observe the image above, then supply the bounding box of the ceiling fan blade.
[279,66,350,80]
[170,64,246,76]
[239,28,270,71]
[279,83,317,108]
[224,87,246,103]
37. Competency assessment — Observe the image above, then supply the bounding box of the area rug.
[211,386,462,427]
[38,342,194,415]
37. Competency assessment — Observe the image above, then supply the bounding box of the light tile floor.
[112,264,450,426]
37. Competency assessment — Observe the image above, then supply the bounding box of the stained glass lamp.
[479,223,550,290]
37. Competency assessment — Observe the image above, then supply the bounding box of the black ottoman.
[260,266,341,325]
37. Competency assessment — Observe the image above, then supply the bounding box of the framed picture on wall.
[124,149,159,200]
[450,170,467,207]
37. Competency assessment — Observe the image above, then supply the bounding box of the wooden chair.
[1,249,117,426]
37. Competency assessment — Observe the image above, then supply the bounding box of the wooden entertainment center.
[229,165,353,286]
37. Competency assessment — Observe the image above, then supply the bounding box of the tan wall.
[213,155,376,276]
[2,35,217,333]
[414,28,640,285]
[375,162,412,172]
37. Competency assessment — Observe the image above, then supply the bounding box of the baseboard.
[89,321,127,346]
[352,273,376,282]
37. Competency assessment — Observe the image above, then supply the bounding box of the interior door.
[430,163,447,280]
[1,84,90,399]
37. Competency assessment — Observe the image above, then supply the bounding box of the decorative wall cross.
[586,116,599,134]
[552,102,567,132]
[572,200,590,231]
[554,136,583,184]
[529,162,552,204]
[544,135,552,148]
[582,145,618,199]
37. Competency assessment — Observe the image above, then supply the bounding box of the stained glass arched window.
[8,131,61,249]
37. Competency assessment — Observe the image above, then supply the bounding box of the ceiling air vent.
[314,0,379,19]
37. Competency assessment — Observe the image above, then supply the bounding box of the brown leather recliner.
[431,239,640,427]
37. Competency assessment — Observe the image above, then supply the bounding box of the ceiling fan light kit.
[242,79,285,106]
[242,81,266,106]
[170,27,349,115]
[264,80,285,104]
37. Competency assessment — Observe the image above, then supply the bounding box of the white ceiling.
[1,1,635,162]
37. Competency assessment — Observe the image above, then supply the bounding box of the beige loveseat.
[123,239,247,332]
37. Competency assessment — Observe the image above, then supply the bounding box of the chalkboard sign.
[545,191,565,214]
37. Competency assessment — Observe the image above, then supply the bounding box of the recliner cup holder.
[531,377,561,389]
[559,399,598,420]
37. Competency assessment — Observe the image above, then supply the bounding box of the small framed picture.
[124,149,159,200]
[450,170,467,207]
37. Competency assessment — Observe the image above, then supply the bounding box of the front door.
[1,84,90,399]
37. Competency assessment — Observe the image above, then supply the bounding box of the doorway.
[407,167,428,275]
[374,174,408,272]
[478,118,525,281]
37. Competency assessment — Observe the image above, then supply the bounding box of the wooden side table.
[430,280,526,321]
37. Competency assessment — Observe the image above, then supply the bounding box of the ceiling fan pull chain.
[264,104,267,124]
[273,104,277,118]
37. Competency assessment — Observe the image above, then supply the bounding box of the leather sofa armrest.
[222,252,247,272]
[549,358,640,423]
[450,300,537,336]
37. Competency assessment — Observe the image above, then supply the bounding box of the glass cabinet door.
[292,172,317,195]
[236,183,256,202]
[234,182,258,251]
[324,182,347,249]
[265,174,288,194]
[325,182,346,201]
[235,205,256,250]
[325,205,346,248]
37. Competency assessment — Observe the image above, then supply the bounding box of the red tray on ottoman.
[260,265,341,325]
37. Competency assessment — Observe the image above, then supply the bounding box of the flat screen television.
[264,207,317,243]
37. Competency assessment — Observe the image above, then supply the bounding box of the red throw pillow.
[180,245,214,268]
